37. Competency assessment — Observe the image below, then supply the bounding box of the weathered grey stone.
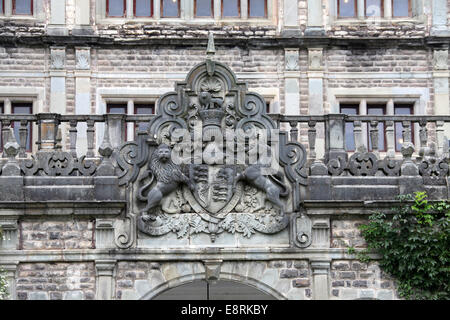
[292,279,311,288]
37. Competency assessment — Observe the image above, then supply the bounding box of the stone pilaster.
[311,260,331,300]
[431,0,449,36]
[282,0,300,37]
[75,47,92,157]
[48,0,67,36]
[0,262,18,300]
[95,260,116,300]
[432,48,450,153]
[306,0,324,36]
[308,48,325,159]
[284,49,300,118]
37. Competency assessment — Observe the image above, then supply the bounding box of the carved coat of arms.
[115,35,308,243]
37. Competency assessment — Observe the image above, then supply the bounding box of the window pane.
[338,0,356,17]
[366,0,381,17]
[393,0,409,17]
[135,0,152,16]
[367,106,385,151]
[222,0,239,17]
[394,105,412,151]
[341,105,358,151]
[107,104,127,114]
[1,0,4,15]
[162,0,179,17]
[14,0,32,15]
[135,104,154,132]
[249,0,266,18]
[12,103,32,152]
[195,0,213,17]
[108,0,125,17]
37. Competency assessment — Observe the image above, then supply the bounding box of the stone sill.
[332,17,423,26]
[96,18,275,27]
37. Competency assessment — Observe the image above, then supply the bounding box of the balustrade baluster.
[436,121,445,156]
[86,119,95,158]
[69,120,78,158]
[402,121,412,144]
[419,120,428,157]
[385,120,395,158]
[308,120,317,160]
[289,121,299,142]
[18,120,28,158]
[1,120,11,158]
[353,120,366,153]
[369,121,379,157]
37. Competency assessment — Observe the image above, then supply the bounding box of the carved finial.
[206,32,215,57]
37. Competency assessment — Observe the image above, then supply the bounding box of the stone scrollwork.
[21,151,97,176]
[419,156,449,185]
[348,152,378,176]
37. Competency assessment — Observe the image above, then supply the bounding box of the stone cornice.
[0,35,449,49]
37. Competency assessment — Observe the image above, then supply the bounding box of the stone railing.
[0,113,448,201]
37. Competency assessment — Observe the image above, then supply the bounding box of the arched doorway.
[152,280,278,300]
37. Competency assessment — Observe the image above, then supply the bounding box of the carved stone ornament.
[285,49,299,71]
[76,48,90,70]
[433,50,448,71]
[115,35,308,243]
[50,47,66,69]
[308,48,323,71]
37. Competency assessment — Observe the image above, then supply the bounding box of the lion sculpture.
[138,144,194,221]
[235,164,290,215]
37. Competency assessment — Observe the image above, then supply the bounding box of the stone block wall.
[330,260,399,300]
[16,262,96,300]
[20,219,94,250]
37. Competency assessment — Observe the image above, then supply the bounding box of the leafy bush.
[0,270,8,300]
[358,192,450,300]
[0,228,10,300]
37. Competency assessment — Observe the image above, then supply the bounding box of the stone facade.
[0,0,449,300]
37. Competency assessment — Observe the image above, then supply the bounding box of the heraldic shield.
[113,34,308,243]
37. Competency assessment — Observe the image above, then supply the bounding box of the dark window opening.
[13,0,33,15]
[107,0,126,17]
[161,0,180,17]
[341,104,359,152]
[135,103,155,132]
[107,103,127,141]
[195,0,213,17]
[0,0,5,15]
[135,0,153,17]
[392,0,411,17]
[12,102,32,152]
[365,0,383,17]
[338,0,356,18]
[222,0,240,17]
[394,104,414,152]
[248,0,267,18]
[367,104,386,151]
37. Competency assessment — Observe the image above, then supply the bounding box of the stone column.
[284,49,300,119]
[282,0,300,37]
[75,47,92,157]
[0,262,18,300]
[311,260,331,300]
[431,0,449,36]
[73,0,93,35]
[306,0,324,36]
[95,260,116,300]
[308,48,325,159]
[433,48,450,152]
[48,0,67,35]
[50,47,67,114]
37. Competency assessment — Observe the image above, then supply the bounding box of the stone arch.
[139,272,287,300]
